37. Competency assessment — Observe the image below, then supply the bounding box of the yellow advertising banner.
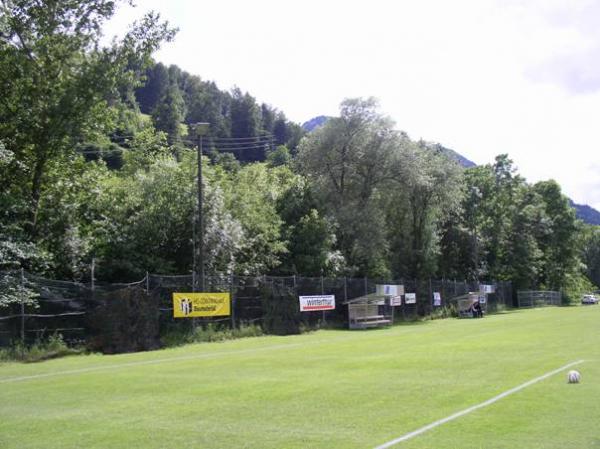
[172,292,231,318]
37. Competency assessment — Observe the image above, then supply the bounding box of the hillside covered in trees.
[1,1,598,309]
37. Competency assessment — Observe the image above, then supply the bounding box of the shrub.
[429,304,457,320]
[161,322,263,347]
[561,272,597,305]
[0,333,82,363]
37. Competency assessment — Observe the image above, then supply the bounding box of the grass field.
[1,306,600,449]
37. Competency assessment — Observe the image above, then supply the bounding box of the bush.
[561,273,597,305]
[0,334,82,363]
[161,322,263,347]
[429,304,457,320]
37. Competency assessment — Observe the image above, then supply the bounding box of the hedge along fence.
[0,271,513,353]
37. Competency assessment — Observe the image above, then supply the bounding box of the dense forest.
[1,1,598,308]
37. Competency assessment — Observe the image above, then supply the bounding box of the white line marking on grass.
[0,341,314,384]
[0,328,411,385]
[373,359,585,449]
[0,328,403,385]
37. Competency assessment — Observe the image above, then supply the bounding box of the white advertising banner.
[376,284,405,296]
[299,295,336,312]
[433,292,442,307]
[480,284,495,294]
[405,293,416,304]
[390,296,402,306]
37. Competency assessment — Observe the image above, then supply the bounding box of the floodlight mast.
[193,122,210,292]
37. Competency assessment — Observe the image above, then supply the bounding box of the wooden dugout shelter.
[455,292,487,318]
[344,293,394,329]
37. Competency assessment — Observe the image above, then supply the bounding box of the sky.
[104,0,600,210]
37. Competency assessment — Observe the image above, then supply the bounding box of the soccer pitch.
[1,307,599,449]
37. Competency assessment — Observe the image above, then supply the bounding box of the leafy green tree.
[93,151,243,281]
[386,141,464,279]
[35,155,110,280]
[230,88,260,138]
[229,88,264,161]
[276,176,344,276]
[0,0,176,237]
[260,103,276,134]
[297,97,401,276]
[581,225,600,288]
[152,81,186,145]
[532,180,581,290]
[451,155,525,281]
[182,77,232,138]
[0,141,48,274]
[217,163,291,275]
[503,188,545,289]
[266,145,291,167]
[120,126,171,175]
[135,62,170,114]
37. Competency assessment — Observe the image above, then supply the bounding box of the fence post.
[20,268,25,346]
[344,277,348,302]
[146,271,150,295]
[230,273,235,329]
[429,278,433,314]
[91,257,95,292]
[192,272,197,331]
[364,277,368,296]
[321,275,326,324]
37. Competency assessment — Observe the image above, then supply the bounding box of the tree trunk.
[28,153,47,239]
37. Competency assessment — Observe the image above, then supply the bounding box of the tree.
[229,88,263,161]
[93,151,243,281]
[152,81,185,145]
[532,180,581,290]
[297,97,401,276]
[230,88,260,138]
[503,188,545,289]
[217,163,292,275]
[387,141,464,279]
[135,62,170,114]
[266,145,291,167]
[0,0,176,238]
[276,176,344,276]
[182,77,231,138]
[581,225,600,288]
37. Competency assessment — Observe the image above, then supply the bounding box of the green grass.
[1,306,599,449]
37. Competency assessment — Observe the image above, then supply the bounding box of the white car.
[582,294,598,305]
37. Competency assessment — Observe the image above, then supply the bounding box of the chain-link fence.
[517,290,561,308]
[0,271,513,352]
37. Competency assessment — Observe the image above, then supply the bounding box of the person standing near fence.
[471,300,483,318]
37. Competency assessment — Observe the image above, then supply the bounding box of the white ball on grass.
[567,370,581,384]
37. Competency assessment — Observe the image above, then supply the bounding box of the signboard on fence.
[404,293,416,304]
[376,284,405,296]
[390,296,402,306]
[299,295,336,312]
[480,284,495,294]
[172,292,231,318]
[433,292,442,307]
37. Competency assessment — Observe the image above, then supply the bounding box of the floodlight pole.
[193,123,210,292]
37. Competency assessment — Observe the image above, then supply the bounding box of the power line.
[210,134,274,142]
[210,137,273,144]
